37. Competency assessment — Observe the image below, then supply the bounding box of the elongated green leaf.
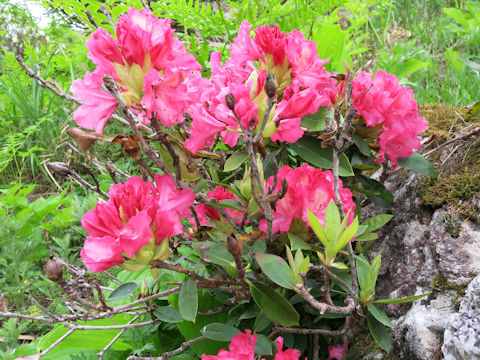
[288,233,313,250]
[224,151,248,172]
[201,323,240,342]
[352,133,371,156]
[38,315,133,357]
[253,311,272,332]
[397,152,436,178]
[256,253,296,289]
[250,282,300,327]
[367,314,392,352]
[367,303,392,328]
[205,199,244,211]
[153,307,183,323]
[325,200,341,242]
[356,233,379,242]
[335,217,359,254]
[361,214,394,233]
[255,334,273,355]
[307,210,328,248]
[374,292,431,304]
[107,282,138,302]
[289,137,354,176]
[179,278,198,322]
[390,59,429,79]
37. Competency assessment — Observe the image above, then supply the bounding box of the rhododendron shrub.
[6,6,436,360]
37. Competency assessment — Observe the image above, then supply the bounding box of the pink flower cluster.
[350,70,428,168]
[195,187,245,226]
[184,21,337,154]
[260,164,355,234]
[81,175,194,272]
[202,330,301,360]
[71,8,204,133]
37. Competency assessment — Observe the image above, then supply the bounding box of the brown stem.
[126,336,206,360]
[150,260,242,287]
[102,75,174,179]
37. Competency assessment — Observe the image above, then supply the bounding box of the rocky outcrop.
[442,275,480,360]
[362,164,480,359]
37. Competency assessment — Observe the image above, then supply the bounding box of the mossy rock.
[418,103,480,222]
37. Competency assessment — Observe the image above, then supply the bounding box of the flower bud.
[264,72,278,98]
[225,93,236,111]
[226,236,242,258]
[48,162,72,176]
[44,258,63,281]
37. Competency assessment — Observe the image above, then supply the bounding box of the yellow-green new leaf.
[334,217,359,254]
[307,210,329,248]
[325,200,341,242]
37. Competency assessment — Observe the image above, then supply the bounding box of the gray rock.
[442,275,480,360]
[361,168,480,359]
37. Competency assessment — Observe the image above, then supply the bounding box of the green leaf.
[390,59,429,79]
[459,56,480,73]
[325,200,341,242]
[397,152,436,178]
[300,107,330,131]
[200,323,240,342]
[356,233,379,242]
[250,282,300,327]
[153,307,183,323]
[367,303,393,328]
[335,217,359,254]
[288,233,313,251]
[206,199,244,211]
[374,292,431,304]
[352,133,371,156]
[255,334,273,355]
[107,282,138,302]
[361,214,394,233]
[38,315,133,356]
[253,311,272,332]
[307,210,329,248]
[179,278,198,322]
[289,137,354,176]
[367,314,392,353]
[224,151,249,172]
[256,253,296,289]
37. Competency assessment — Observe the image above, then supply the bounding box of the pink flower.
[80,175,194,272]
[274,337,301,360]
[184,104,226,154]
[260,164,355,234]
[72,8,202,133]
[185,21,337,152]
[202,331,301,360]
[70,71,118,134]
[350,71,428,168]
[195,187,245,226]
[202,330,257,360]
[328,341,349,360]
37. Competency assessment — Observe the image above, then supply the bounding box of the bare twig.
[100,5,116,31]
[39,328,75,356]
[309,264,355,298]
[127,336,206,360]
[424,126,480,158]
[15,54,80,104]
[296,274,355,315]
[97,315,141,359]
[103,75,174,179]
[269,316,351,339]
